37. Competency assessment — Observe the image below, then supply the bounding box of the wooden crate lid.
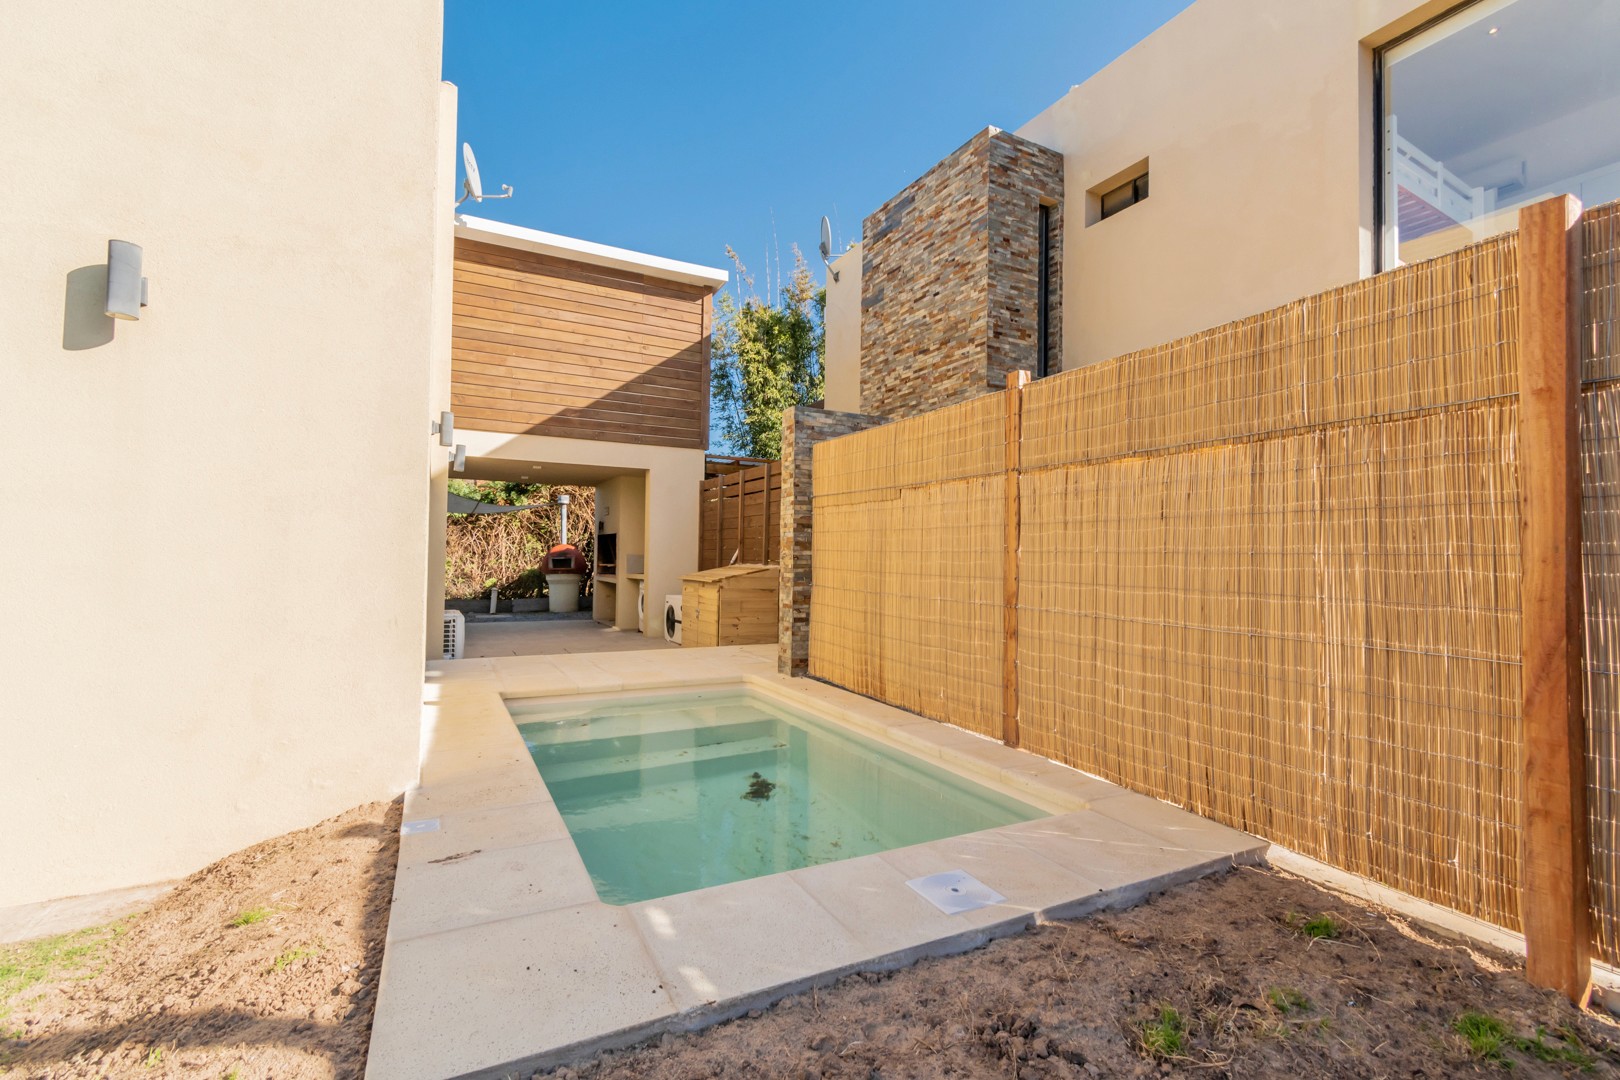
[682,563,777,585]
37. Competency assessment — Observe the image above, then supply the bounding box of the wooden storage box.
[680,564,778,647]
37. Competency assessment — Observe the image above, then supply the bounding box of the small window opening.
[1098,171,1149,221]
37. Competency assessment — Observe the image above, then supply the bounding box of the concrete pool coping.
[367,645,1267,1080]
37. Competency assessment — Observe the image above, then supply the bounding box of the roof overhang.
[454,214,728,291]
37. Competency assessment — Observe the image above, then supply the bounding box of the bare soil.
[0,798,399,1079]
[550,867,1620,1080]
[5,809,1618,1080]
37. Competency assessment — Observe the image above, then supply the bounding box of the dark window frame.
[1097,172,1150,222]
[1037,202,1052,378]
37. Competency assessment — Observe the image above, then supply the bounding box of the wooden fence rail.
[699,460,782,569]
[808,195,1619,1003]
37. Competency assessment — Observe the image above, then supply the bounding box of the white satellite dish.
[463,142,483,200]
[819,215,840,282]
[457,142,513,207]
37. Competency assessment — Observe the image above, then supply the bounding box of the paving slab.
[366,904,674,1080]
[368,646,1268,1079]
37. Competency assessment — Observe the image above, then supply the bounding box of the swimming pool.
[510,689,1047,904]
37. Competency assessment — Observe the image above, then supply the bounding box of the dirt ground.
[5,807,1619,1080]
[552,867,1620,1080]
[0,798,399,1079]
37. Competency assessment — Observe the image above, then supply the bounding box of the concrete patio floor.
[461,610,675,658]
[368,646,1267,1080]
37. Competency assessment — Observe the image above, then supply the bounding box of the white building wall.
[822,0,1467,384]
[0,0,448,908]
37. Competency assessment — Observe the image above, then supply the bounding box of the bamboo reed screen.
[810,232,1530,932]
[1581,200,1620,964]
[810,394,1007,737]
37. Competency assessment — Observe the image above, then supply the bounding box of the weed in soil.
[1456,1011,1513,1064]
[1265,986,1312,1014]
[229,906,274,927]
[268,945,322,973]
[1141,1004,1187,1058]
[1454,1011,1599,1071]
[1285,909,1342,940]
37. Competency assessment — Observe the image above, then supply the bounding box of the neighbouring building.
[825,0,1620,416]
[432,217,726,648]
[1,1,451,909]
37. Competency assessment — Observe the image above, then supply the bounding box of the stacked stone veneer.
[861,127,1063,419]
[778,406,886,676]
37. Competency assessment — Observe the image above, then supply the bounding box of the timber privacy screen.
[699,460,782,570]
[810,195,1620,980]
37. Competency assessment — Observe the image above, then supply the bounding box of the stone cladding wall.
[778,406,886,676]
[860,128,1062,419]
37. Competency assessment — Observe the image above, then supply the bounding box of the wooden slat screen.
[699,461,783,569]
[452,238,710,448]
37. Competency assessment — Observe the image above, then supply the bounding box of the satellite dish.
[463,142,483,201]
[819,215,840,282]
[457,142,514,208]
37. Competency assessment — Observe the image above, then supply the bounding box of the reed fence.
[810,196,1620,985]
[1581,200,1620,967]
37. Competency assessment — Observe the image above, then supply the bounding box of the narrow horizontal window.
[1095,170,1149,222]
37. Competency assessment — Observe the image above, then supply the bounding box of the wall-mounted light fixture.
[104,240,148,320]
[450,444,466,472]
[431,410,455,447]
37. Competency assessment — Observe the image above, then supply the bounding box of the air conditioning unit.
[663,594,682,645]
[442,609,466,660]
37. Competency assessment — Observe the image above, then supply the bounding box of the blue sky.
[443,1,1192,297]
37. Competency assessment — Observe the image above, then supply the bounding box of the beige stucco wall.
[425,84,460,662]
[1014,0,1459,369]
[0,1,447,908]
[455,431,703,636]
[822,244,863,412]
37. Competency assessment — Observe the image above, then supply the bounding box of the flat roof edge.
[454,214,728,290]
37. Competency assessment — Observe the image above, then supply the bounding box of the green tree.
[710,246,825,459]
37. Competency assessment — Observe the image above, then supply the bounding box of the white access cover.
[906,870,1007,915]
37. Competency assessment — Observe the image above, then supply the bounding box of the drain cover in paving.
[906,870,1006,914]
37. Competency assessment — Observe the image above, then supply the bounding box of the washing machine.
[663,593,683,644]
[636,580,647,633]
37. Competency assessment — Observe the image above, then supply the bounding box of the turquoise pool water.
[510,690,1047,905]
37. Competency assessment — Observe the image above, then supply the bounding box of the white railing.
[1389,122,1486,225]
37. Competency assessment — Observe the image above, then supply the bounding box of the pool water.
[510,690,1047,905]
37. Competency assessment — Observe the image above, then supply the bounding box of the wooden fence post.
[1004,369,1030,748]
[1518,193,1591,1003]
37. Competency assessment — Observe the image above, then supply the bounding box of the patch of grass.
[223,1069,241,1079]
[229,907,274,928]
[1285,909,1341,940]
[1265,986,1311,1014]
[1518,1026,1596,1068]
[1141,1005,1186,1058]
[0,924,119,1022]
[1455,1011,1510,1063]
[1453,1012,1594,1070]
[268,945,321,973]
[144,1045,164,1068]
